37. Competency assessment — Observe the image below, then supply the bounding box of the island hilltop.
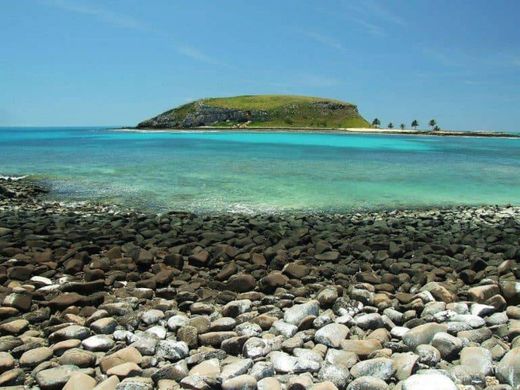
[137,95,370,130]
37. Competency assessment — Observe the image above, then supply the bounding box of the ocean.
[1,127,519,213]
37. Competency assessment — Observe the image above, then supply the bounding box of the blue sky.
[1,0,519,131]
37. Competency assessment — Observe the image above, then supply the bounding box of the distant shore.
[129,126,520,138]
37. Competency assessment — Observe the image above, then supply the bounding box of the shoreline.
[1,178,520,388]
[126,126,520,139]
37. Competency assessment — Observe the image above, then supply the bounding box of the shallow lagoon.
[1,127,519,212]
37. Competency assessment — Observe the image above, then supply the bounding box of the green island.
[136,94,518,137]
[137,94,370,130]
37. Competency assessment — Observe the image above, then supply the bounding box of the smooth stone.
[325,349,358,369]
[115,377,154,390]
[222,374,257,390]
[189,358,221,378]
[19,346,53,367]
[36,365,81,390]
[90,317,118,334]
[59,348,97,367]
[271,320,298,338]
[63,372,97,390]
[156,340,189,361]
[284,300,320,325]
[392,352,419,381]
[243,337,271,359]
[401,372,457,390]
[0,352,15,372]
[258,377,282,390]
[355,313,384,330]
[0,320,29,335]
[50,325,90,341]
[402,323,448,349]
[82,335,115,351]
[107,362,143,378]
[220,358,253,380]
[460,346,493,376]
[318,362,350,389]
[347,376,389,390]
[431,332,463,360]
[497,347,520,388]
[269,351,320,374]
[93,376,120,390]
[315,323,349,348]
[340,339,382,359]
[99,346,143,373]
[350,357,395,381]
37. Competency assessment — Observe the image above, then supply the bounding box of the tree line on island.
[371,118,441,131]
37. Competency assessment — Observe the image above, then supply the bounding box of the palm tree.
[372,118,381,128]
[400,123,405,130]
[411,120,419,130]
[433,125,441,131]
[388,122,394,129]
[429,119,437,130]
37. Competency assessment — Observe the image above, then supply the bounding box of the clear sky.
[1,0,519,131]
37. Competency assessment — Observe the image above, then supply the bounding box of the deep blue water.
[1,127,519,212]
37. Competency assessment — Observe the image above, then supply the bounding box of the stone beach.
[0,178,520,389]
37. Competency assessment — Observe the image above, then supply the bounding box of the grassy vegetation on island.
[137,94,371,129]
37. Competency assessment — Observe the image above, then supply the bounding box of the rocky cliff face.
[137,98,366,129]
[138,102,270,129]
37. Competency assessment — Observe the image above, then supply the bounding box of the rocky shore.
[0,178,520,389]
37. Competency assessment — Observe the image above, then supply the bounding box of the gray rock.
[355,313,384,330]
[235,322,262,337]
[402,372,457,390]
[350,357,395,381]
[222,374,257,390]
[250,361,274,380]
[318,362,350,388]
[460,346,493,376]
[271,320,298,338]
[49,325,90,342]
[35,365,81,390]
[129,333,159,355]
[416,345,441,366]
[221,358,253,380]
[116,376,154,390]
[82,335,115,352]
[284,300,320,325]
[403,323,448,349]
[156,340,189,361]
[243,337,271,359]
[347,376,389,390]
[392,352,418,380]
[258,377,282,390]
[431,332,463,360]
[269,351,320,374]
[315,323,349,348]
[497,347,520,388]
[325,349,358,368]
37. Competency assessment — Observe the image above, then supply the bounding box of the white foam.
[0,175,27,181]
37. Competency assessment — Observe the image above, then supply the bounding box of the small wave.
[0,175,27,181]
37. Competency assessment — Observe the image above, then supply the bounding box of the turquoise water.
[0,127,519,212]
